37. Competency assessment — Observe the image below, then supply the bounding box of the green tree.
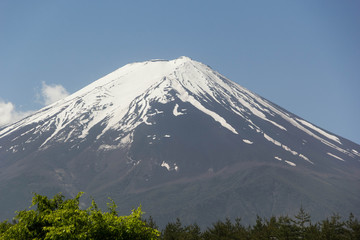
[203,218,248,240]
[277,215,297,240]
[0,221,12,235]
[0,192,159,240]
[292,206,313,239]
[162,218,202,240]
[182,223,202,240]
[346,213,360,240]
[250,216,267,239]
[320,214,347,240]
[162,218,184,240]
[144,216,159,231]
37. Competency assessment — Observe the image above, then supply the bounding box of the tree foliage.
[1,193,359,240]
[0,192,159,240]
[160,209,360,240]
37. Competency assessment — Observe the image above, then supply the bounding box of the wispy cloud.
[40,82,70,105]
[0,100,33,127]
[0,82,70,127]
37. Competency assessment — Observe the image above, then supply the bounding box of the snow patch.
[98,144,118,151]
[285,160,296,167]
[161,161,174,171]
[282,144,298,156]
[264,133,313,164]
[161,161,178,171]
[143,115,153,125]
[241,91,350,156]
[147,108,164,116]
[263,133,281,147]
[327,152,345,162]
[64,128,77,142]
[176,88,238,134]
[236,93,287,131]
[98,133,133,151]
[297,119,341,144]
[243,139,253,144]
[133,160,141,166]
[9,145,18,153]
[173,104,186,116]
[351,149,360,157]
[274,156,282,161]
[299,154,314,164]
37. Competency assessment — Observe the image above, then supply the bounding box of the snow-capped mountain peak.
[0,56,359,227]
[0,57,358,161]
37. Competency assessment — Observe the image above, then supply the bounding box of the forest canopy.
[0,192,359,240]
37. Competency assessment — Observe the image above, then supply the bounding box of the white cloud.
[41,81,70,105]
[0,82,70,127]
[0,100,33,127]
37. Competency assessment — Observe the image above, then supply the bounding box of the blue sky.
[1,1,359,144]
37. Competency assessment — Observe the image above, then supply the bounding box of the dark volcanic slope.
[0,56,359,227]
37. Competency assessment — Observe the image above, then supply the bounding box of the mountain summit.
[1,56,359,227]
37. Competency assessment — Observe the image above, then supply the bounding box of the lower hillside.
[1,192,359,240]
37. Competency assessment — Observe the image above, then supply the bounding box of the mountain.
[0,56,359,227]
